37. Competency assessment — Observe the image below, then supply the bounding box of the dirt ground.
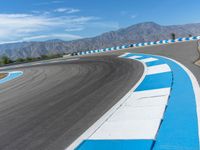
[0,73,7,79]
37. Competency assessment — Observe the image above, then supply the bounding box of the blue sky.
[0,0,200,43]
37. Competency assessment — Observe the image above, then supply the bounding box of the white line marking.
[118,53,131,58]
[128,55,142,59]
[140,57,158,63]
[133,88,170,98]
[147,64,171,75]
[89,119,161,140]
[125,95,169,107]
[108,106,166,121]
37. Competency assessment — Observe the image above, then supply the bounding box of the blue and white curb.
[77,36,200,56]
[0,71,23,84]
[67,53,200,150]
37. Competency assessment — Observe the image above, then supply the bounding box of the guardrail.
[77,36,200,56]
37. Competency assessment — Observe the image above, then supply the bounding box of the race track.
[0,56,144,150]
[1,40,200,150]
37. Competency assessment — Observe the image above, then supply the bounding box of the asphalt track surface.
[0,56,144,150]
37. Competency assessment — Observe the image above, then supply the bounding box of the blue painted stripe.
[151,56,200,150]
[177,38,183,41]
[164,40,169,43]
[169,39,175,43]
[192,36,198,40]
[146,42,151,45]
[135,72,172,91]
[0,71,23,84]
[76,140,154,150]
[146,60,165,67]
[185,37,190,41]
[136,55,154,60]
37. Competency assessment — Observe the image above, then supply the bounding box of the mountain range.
[1,22,200,59]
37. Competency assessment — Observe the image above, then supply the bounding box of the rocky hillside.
[1,22,200,59]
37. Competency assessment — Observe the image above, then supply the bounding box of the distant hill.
[1,22,200,59]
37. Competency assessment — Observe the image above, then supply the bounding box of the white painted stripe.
[133,88,170,98]
[162,40,167,44]
[168,40,173,43]
[140,57,158,63]
[88,88,170,140]
[116,46,120,50]
[118,53,130,58]
[89,119,161,139]
[128,55,142,59]
[108,106,166,121]
[125,95,169,107]
[181,37,186,41]
[122,45,126,49]
[175,39,179,42]
[156,41,160,44]
[189,37,194,40]
[138,43,143,46]
[147,64,171,75]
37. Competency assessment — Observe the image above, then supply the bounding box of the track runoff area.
[1,37,200,150]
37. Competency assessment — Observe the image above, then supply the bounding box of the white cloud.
[120,11,137,19]
[0,12,121,44]
[34,1,64,5]
[65,27,84,32]
[22,34,82,41]
[130,15,137,19]
[54,8,80,14]
[0,13,96,43]
[52,0,64,3]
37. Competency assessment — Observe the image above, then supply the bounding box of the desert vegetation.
[0,54,62,66]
